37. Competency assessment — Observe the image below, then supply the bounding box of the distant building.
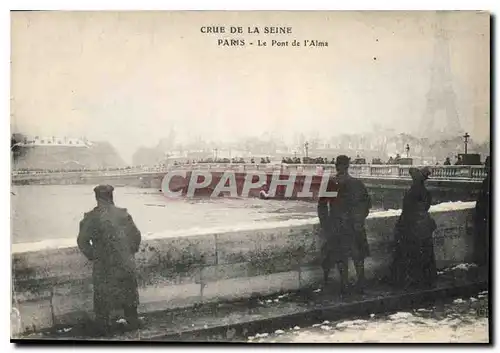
[17,135,91,148]
[11,135,124,170]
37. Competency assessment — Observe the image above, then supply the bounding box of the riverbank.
[254,291,489,343]
[15,264,488,342]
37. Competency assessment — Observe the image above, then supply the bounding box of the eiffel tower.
[419,12,462,139]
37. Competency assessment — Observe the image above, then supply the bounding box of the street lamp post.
[405,144,410,158]
[463,132,470,155]
[304,141,309,159]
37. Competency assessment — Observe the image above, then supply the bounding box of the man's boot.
[322,267,330,286]
[354,260,366,295]
[93,313,111,337]
[337,261,349,299]
[124,306,141,331]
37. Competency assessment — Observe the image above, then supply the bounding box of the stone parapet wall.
[11,203,475,335]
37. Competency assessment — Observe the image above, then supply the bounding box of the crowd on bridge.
[172,153,483,167]
[12,153,488,175]
[182,155,392,165]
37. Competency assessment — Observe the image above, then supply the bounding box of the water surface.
[11,185,319,244]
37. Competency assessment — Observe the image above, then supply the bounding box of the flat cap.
[335,155,350,166]
[94,184,114,194]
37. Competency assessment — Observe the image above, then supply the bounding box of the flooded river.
[11,185,320,244]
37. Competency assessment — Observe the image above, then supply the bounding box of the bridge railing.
[11,164,488,181]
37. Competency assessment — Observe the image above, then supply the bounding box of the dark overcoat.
[392,181,437,288]
[77,204,141,314]
[318,174,372,266]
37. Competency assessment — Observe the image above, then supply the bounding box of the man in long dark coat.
[473,156,490,270]
[318,155,372,295]
[77,185,142,335]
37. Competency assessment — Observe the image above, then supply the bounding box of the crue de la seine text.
[200,26,328,48]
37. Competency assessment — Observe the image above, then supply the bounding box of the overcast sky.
[11,11,490,162]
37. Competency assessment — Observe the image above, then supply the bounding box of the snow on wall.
[11,201,476,254]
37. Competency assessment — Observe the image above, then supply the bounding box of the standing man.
[77,185,142,335]
[473,156,490,270]
[318,155,372,296]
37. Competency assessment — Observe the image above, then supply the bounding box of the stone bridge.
[11,164,486,210]
[11,163,488,182]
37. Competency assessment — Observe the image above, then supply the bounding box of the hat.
[335,155,350,166]
[94,184,114,195]
[408,167,419,178]
[409,167,431,180]
[420,166,432,179]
